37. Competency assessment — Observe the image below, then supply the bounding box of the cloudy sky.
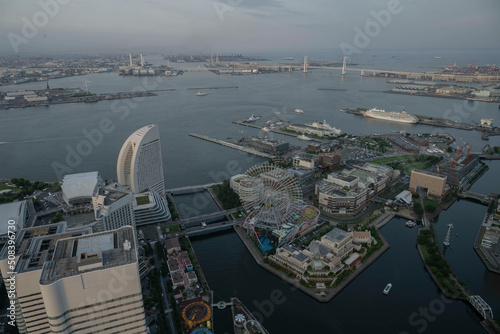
[1,0,499,55]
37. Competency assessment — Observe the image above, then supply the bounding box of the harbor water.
[1,51,500,333]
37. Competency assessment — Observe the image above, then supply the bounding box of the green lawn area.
[404,162,428,174]
[371,155,414,164]
[162,225,180,234]
[135,195,150,206]
[0,183,16,191]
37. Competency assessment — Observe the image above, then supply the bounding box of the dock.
[189,133,276,159]
[232,119,325,141]
[340,108,476,131]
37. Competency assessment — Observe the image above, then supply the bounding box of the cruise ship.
[364,108,418,124]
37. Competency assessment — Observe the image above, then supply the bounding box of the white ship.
[195,91,207,96]
[297,135,312,141]
[364,108,418,124]
[306,120,343,135]
[294,109,304,114]
[247,114,262,122]
[285,57,294,60]
[406,220,416,228]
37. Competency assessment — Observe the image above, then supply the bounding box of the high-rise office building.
[117,124,165,196]
[39,226,146,333]
[0,222,92,334]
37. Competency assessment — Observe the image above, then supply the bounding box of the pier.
[232,119,325,141]
[189,133,276,159]
[482,132,500,141]
[340,108,477,131]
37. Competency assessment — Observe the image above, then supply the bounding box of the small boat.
[294,109,304,114]
[247,114,262,122]
[195,91,207,96]
[434,56,442,59]
[383,283,392,295]
[297,135,312,141]
[406,220,416,228]
[261,127,270,132]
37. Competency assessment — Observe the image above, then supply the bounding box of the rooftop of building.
[15,227,93,274]
[260,168,294,183]
[164,237,181,251]
[359,163,393,175]
[352,231,371,239]
[322,228,351,244]
[318,180,367,197]
[39,226,137,285]
[0,200,26,235]
[328,173,358,183]
[347,167,388,184]
[411,169,446,179]
[95,185,130,206]
[0,222,67,259]
[133,191,157,210]
[288,167,315,176]
[62,171,102,200]
[282,245,309,262]
[308,240,332,257]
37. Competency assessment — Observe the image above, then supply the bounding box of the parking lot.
[341,147,381,165]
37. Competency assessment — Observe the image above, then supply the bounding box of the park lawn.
[0,183,17,191]
[162,225,180,234]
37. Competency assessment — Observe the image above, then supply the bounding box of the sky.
[0,0,499,55]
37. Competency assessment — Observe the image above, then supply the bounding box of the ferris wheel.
[239,163,319,247]
[239,163,302,213]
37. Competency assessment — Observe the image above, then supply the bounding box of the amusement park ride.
[240,164,320,249]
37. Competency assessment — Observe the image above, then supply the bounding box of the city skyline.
[1,0,499,55]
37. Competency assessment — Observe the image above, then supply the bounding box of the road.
[153,234,177,334]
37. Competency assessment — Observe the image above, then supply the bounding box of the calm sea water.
[1,51,500,333]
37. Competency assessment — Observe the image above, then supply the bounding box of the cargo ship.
[364,108,418,124]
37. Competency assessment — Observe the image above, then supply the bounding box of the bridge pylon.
[342,56,347,75]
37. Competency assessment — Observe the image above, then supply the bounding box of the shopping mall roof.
[61,171,102,201]
[0,200,26,235]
